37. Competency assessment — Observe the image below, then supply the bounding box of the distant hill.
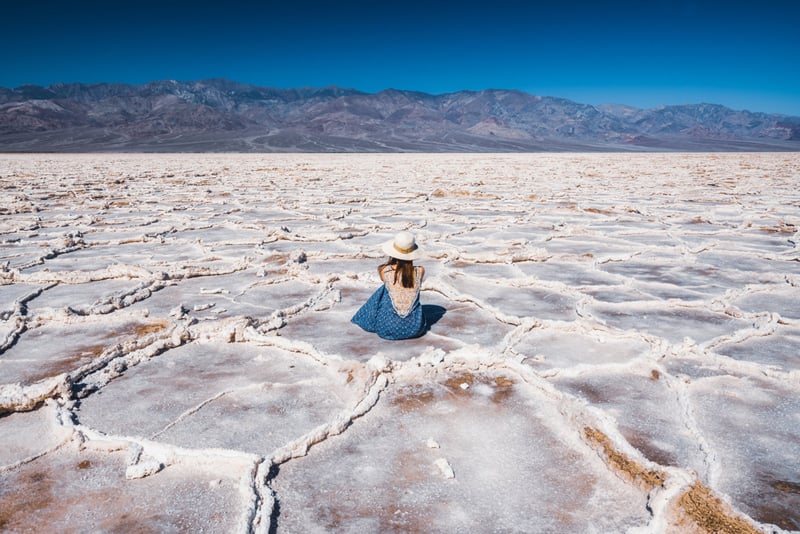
[1,79,798,152]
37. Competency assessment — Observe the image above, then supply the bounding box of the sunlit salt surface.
[1,153,798,533]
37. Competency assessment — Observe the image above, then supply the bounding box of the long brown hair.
[381,257,415,288]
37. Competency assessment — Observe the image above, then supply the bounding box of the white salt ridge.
[1,153,799,532]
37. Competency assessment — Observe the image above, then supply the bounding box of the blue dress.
[352,266,426,340]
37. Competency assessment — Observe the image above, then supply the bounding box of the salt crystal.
[435,458,455,479]
[125,460,163,480]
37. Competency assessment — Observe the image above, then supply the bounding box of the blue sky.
[1,0,798,115]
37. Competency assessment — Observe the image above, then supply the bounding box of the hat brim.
[381,238,421,260]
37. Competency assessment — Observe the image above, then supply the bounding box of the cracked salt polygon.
[714,326,800,371]
[516,260,620,287]
[514,329,650,370]
[20,280,137,312]
[734,290,800,321]
[687,375,800,526]
[75,341,362,455]
[274,373,649,532]
[447,276,579,321]
[554,369,709,472]
[589,303,750,345]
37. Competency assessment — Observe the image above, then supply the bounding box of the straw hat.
[382,231,421,261]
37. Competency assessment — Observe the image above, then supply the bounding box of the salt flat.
[1,152,798,533]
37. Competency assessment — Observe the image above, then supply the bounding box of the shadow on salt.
[276,286,488,361]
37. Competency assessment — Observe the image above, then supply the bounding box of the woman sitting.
[351,231,426,340]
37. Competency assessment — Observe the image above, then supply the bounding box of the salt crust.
[1,153,798,532]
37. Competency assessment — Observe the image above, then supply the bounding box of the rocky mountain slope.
[1,79,798,151]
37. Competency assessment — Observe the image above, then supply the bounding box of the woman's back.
[382,264,424,318]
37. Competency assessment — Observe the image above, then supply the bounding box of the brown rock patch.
[583,427,665,490]
[676,481,761,534]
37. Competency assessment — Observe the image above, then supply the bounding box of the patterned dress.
[351,266,426,340]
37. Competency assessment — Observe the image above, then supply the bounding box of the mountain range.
[1,78,798,152]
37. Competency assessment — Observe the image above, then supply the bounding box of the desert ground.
[1,152,798,533]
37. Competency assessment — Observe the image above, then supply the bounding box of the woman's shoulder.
[378,263,394,280]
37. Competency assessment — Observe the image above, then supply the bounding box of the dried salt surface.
[553,369,709,472]
[0,313,161,385]
[589,303,752,345]
[714,326,800,371]
[75,341,361,455]
[0,152,799,533]
[511,327,652,370]
[734,289,800,321]
[685,375,800,532]
[0,443,245,533]
[0,403,68,467]
[273,368,649,533]
[29,278,144,312]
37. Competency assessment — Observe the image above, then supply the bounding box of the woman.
[351,231,426,340]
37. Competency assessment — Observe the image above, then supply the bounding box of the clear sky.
[1,0,798,115]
